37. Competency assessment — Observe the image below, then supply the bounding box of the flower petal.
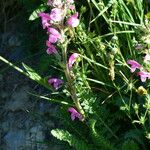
[68,53,79,69]
[127,60,141,72]
[48,78,63,89]
[137,71,150,82]
[71,114,76,121]
[68,107,82,121]
[50,8,63,22]
[67,13,79,28]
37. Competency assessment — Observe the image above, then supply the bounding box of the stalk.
[62,40,85,120]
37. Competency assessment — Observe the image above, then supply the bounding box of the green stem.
[62,41,85,120]
[0,56,52,91]
[28,92,74,106]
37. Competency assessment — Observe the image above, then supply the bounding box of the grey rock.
[25,125,48,150]
[4,129,26,150]
[5,86,30,111]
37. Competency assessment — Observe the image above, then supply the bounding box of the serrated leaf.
[29,4,47,21]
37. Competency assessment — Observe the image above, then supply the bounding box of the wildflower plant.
[0,0,150,149]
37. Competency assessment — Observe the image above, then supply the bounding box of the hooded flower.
[48,34,59,43]
[46,41,57,54]
[127,60,142,73]
[50,8,63,22]
[48,78,63,90]
[38,13,51,29]
[68,53,79,69]
[68,107,82,121]
[67,13,79,27]
[137,71,150,82]
[47,28,61,43]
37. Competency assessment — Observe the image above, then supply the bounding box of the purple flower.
[48,78,63,90]
[50,8,63,22]
[137,71,150,82]
[67,13,79,27]
[127,60,141,73]
[46,41,57,54]
[47,28,61,43]
[68,107,82,121]
[68,53,79,69]
[38,12,51,29]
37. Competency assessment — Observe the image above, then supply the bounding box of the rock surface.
[0,6,61,150]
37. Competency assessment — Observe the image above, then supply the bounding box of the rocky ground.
[0,71,61,150]
[0,4,62,150]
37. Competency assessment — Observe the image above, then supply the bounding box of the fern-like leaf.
[122,140,140,150]
[124,129,145,147]
[51,129,92,150]
[89,119,116,150]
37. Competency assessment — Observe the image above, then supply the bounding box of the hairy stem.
[62,40,85,120]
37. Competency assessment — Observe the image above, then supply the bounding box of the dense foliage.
[0,0,150,149]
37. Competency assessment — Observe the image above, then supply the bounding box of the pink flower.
[47,28,60,36]
[38,12,51,29]
[69,5,75,10]
[47,28,61,43]
[144,54,150,62]
[48,78,63,90]
[137,71,150,82]
[68,107,82,121]
[68,53,79,69]
[50,8,63,22]
[67,13,79,27]
[48,34,59,43]
[127,60,141,73]
[46,41,57,54]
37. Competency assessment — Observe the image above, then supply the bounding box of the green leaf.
[29,4,47,21]
[124,129,145,147]
[22,63,42,81]
[22,63,52,90]
[122,140,139,150]
[0,56,51,90]
[51,129,92,150]
[89,119,116,150]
